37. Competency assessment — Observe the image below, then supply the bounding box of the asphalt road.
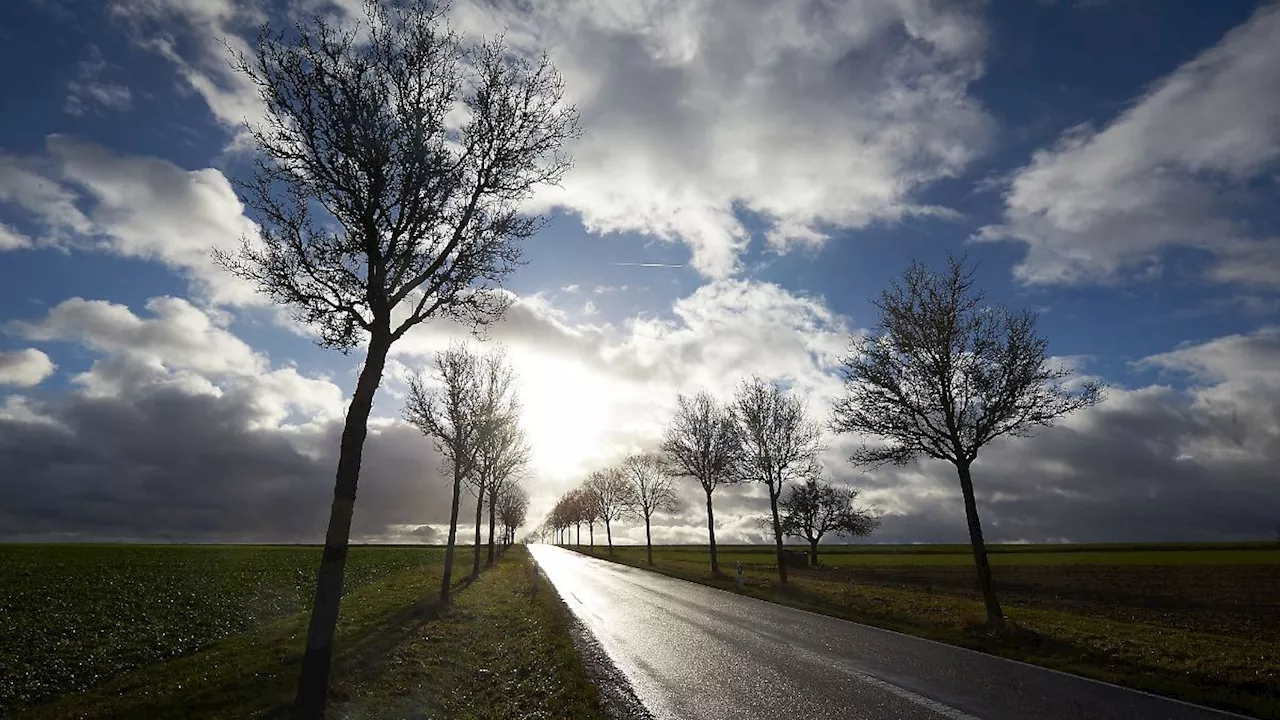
[529,545,1249,720]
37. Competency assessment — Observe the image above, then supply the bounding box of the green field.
[574,542,1280,719]
[1,544,603,719]
[0,544,442,712]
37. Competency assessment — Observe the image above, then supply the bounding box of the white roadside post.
[736,561,744,587]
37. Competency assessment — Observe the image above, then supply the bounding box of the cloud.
[402,285,1278,545]
[978,4,1280,286]
[0,380,457,543]
[830,329,1280,543]
[0,295,444,542]
[108,0,991,276]
[0,224,31,250]
[64,45,133,116]
[4,285,1277,544]
[0,349,56,387]
[13,296,261,376]
[110,0,267,146]
[446,0,992,277]
[392,279,853,489]
[0,136,261,305]
[0,150,93,244]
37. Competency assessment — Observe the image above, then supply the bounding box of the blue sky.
[2,0,1278,544]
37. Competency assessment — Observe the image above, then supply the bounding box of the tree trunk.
[486,490,497,566]
[575,523,580,545]
[705,489,719,576]
[294,333,389,720]
[645,514,653,565]
[809,539,819,566]
[605,518,613,555]
[471,483,484,580]
[588,523,594,549]
[956,461,1004,629]
[769,485,787,585]
[441,458,466,605]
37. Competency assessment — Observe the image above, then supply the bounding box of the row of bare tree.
[542,454,681,564]
[402,344,532,603]
[538,379,881,575]
[213,1,582,713]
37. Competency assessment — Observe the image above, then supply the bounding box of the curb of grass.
[564,545,1274,720]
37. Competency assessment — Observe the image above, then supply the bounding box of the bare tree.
[550,488,584,546]
[548,493,572,545]
[584,467,632,555]
[732,376,822,586]
[496,484,529,548]
[215,1,578,712]
[483,420,529,564]
[830,256,1103,629]
[404,342,493,602]
[621,453,680,565]
[580,482,602,549]
[662,392,741,576]
[570,487,593,545]
[779,477,878,566]
[465,350,518,580]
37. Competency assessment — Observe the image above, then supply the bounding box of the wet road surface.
[529,545,1248,720]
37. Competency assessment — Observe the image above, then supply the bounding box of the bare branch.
[217,0,580,350]
[661,391,742,495]
[830,255,1105,467]
[620,453,681,521]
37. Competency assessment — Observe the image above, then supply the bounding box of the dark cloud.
[824,384,1280,544]
[0,383,457,543]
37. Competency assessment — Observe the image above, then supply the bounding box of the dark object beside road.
[782,550,809,568]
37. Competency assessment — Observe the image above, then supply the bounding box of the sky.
[1,0,1279,545]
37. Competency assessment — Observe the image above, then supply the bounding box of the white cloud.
[0,136,261,305]
[391,278,854,526]
[13,296,261,375]
[0,349,56,387]
[0,224,31,250]
[9,296,346,430]
[64,45,133,116]
[110,0,266,146]
[1136,327,1280,463]
[112,0,990,276]
[0,151,93,243]
[450,0,991,277]
[978,4,1280,286]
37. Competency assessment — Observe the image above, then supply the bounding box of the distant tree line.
[539,379,880,574]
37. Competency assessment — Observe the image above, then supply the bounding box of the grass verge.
[572,544,1279,720]
[334,546,606,719]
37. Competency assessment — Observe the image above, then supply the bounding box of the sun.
[515,352,626,480]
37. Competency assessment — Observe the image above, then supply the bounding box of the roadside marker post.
[736,562,744,587]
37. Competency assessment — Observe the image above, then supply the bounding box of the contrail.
[610,262,685,268]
